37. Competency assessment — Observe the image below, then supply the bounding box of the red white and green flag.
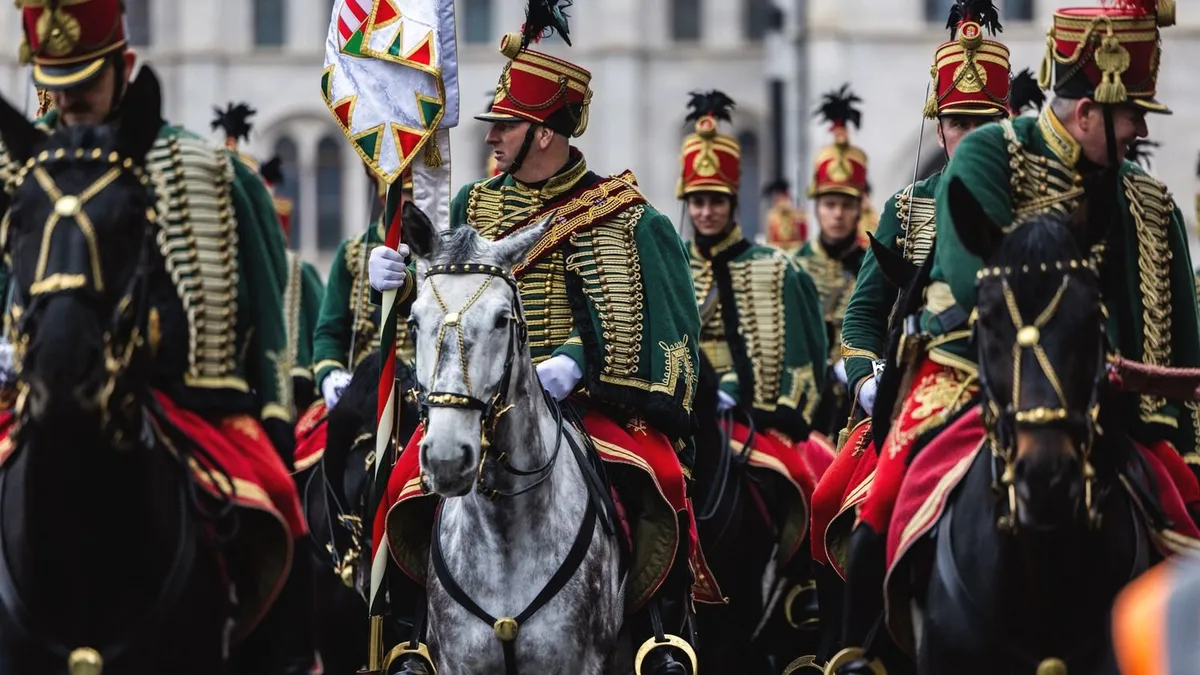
[323,0,458,624]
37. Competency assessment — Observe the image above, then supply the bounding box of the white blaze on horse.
[406,222,625,675]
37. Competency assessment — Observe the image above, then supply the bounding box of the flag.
[322,0,458,648]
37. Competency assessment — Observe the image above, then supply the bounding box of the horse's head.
[0,68,162,437]
[407,216,545,497]
[949,177,1106,531]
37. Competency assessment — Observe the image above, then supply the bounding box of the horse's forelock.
[430,226,484,266]
[992,215,1091,298]
[42,124,119,159]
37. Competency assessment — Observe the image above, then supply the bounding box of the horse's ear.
[492,217,547,270]
[116,66,163,163]
[946,176,1003,260]
[402,200,437,258]
[0,90,47,164]
[868,232,917,289]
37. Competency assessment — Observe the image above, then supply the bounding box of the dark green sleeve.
[778,260,825,435]
[792,261,828,396]
[295,261,325,381]
[933,124,1014,324]
[229,157,292,424]
[313,239,354,387]
[841,187,906,390]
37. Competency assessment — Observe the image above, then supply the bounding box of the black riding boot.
[829,524,888,675]
[780,546,821,633]
[629,516,698,675]
[372,564,434,675]
[813,561,844,659]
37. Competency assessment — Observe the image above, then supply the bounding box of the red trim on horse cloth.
[826,443,879,579]
[723,420,816,566]
[1143,440,1200,517]
[151,391,307,537]
[811,419,871,565]
[857,358,978,533]
[293,400,328,473]
[805,431,836,479]
[383,412,723,610]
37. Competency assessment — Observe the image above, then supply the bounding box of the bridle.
[973,258,1107,532]
[4,145,159,448]
[414,262,563,499]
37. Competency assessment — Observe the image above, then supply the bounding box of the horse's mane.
[431,226,483,266]
[991,214,1089,303]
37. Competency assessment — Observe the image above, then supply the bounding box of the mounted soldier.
[212,101,326,416]
[763,179,808,254]
[837,0,1200,668]
[677,90,830,653]
[0,0,317,671]
[814,0,1014,590]
[368,4,716,673]
[796,84,869,440]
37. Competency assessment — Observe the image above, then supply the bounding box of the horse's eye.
[494,314,512,330]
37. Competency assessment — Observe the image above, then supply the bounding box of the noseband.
[415,262,562,499]
[974,259,1106,531]
[5,147,158,445]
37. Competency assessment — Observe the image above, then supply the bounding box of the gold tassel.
[923,85,939,120]
[423,137,442,168]
[1093,35,1130,104]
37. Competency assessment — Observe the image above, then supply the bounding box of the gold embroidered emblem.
[227,416,264,443]
[627,416,648,436]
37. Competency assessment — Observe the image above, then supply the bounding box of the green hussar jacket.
[929,106,1200,460]
[689,226,826,440]
[439,151,702,446]
[2,116,295,445]
[285,252,325,395]
[841,172,941,392]
[313,220,417,390]
[795,239,867,362]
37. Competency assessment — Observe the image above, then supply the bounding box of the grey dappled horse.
[408,223,625,674]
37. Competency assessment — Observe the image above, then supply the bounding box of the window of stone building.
[671,0,702,42]
[924,0,956,22]
[744,0,771,42]
[255,0,287,47]
[317,136,345,251]
[274,136,302,249]
[463,0,493,44]
[737,130,762,238]
[1005,0,1034,21]
[126,0,151,46]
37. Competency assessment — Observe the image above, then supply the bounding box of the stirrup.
[784,579,820,630]
[823,647,886,675]
[382,641,437,674]
[634,634,699,675]
[782,655,826,674]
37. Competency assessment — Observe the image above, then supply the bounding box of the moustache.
[63,101,94,115]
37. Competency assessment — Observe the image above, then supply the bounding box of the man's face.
[49,61,117,126]
[484,120,532,173]
[937,115,995,158]
[687,192,733,237]
[815,193,861,242]
[1075,101,1148,166]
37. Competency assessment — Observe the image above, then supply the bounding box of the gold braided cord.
[1125,173,1174,418]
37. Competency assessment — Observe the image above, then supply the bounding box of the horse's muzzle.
[1014,440,1084,531]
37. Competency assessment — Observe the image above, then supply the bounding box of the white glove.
[0,340,14,386]
[322,369,353,409]
[717,390,737,412]
[833,358,848,386]
[368,244,411,293]
[536,354,583,401]
[858,377,878,417]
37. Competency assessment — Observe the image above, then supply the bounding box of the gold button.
[1017,325,1039,347]
[493,617,519,642]
[55,195,82,217]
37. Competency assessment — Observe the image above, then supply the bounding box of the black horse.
[898,179,1154,673]
[303,348,421,672]
[0,70,247,673]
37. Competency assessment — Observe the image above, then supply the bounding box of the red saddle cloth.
[811,418,877,575]
[882,404,1200,653]
[293,400,329,474]
[378,409,723,612]
[0,393,303,642]
[721,420,832,565]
